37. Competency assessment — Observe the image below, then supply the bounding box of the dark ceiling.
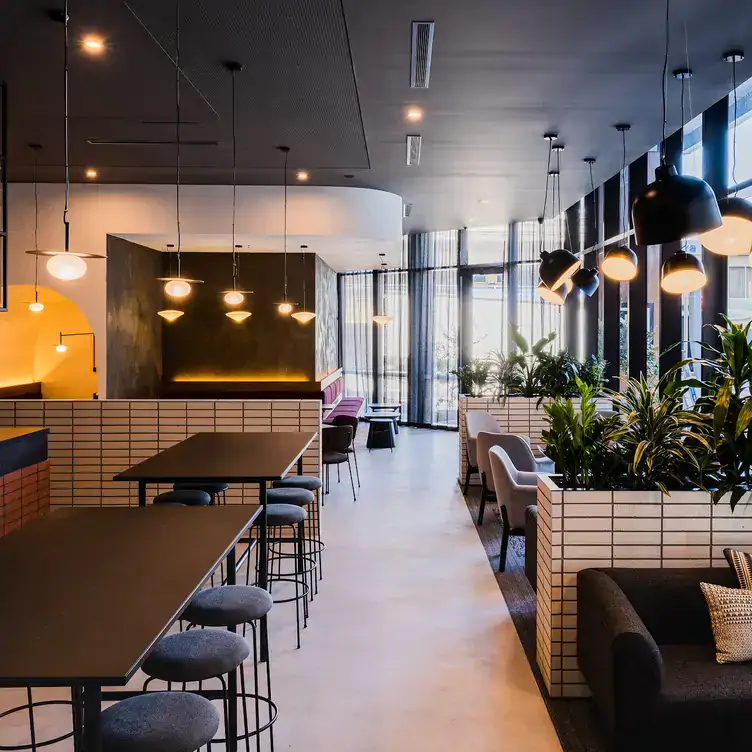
[1,0,752,233]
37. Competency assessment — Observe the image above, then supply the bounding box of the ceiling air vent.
[406,135,422,166]
[403,203,413,218]
[410,21,434,88]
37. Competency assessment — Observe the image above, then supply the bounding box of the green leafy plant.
[606,376,711,493]
[507,327,557,397]
[577,355,607,392]
[680,317,752,509]
[451,358,492,397]
[537,350,581,400]
[541,377,621,489]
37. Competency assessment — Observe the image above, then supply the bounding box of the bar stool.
[182,586,276,752]
[173,482,229,506]
[153,490,211,506]
[141,630,250,751]
[255,504,310,649]
[266,487,319,599]
[100,691,219,752]
[271,477,325,585]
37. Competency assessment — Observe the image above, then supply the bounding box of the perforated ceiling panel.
[0,0,368,182]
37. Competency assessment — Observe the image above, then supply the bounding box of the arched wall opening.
[0,285,98,399]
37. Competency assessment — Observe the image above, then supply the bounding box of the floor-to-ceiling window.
[340,272,373,401]
[378,270,409,419]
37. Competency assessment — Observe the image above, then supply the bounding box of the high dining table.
[0,505,260,752]
[113,430,318,660]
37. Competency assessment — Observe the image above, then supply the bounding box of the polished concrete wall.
[106,237,163,399]
[161,252,317,386]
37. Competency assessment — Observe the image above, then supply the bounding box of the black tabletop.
[114,431,317,484]
[0,506,260,686]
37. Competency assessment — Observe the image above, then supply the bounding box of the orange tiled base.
[0,460,50,537]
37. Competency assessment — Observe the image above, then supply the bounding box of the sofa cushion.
[659,643,752,712]
[724,548,752,589]
[700,582,752,663]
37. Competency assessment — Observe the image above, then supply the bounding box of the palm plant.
[508,327,557,397]
[607,376,712,493]
[541,377,621,489]
[680,317,752,508]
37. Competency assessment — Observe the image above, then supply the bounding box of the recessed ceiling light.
[406,108,423,122]
[85,168,98,179]
[82,36,105,54]
[296,170,309,182]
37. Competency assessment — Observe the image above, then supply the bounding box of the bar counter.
[0,427,50,537]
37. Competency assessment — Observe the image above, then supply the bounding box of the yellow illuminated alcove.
[0,285,98,399]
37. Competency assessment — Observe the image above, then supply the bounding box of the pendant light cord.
[63,0,70,253]
[660,0,671,164]
[32,146,40,299]
[283,148,289,301]
[621,129,628,237]
[589,160,597,246]
[540,140,553,255]
[175,1,182,278]
[732,57,739,193]
[231,65,238,290]
[301,249,306,309]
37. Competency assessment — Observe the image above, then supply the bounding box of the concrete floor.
[0,427,561,752]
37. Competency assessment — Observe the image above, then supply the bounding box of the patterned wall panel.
[0,400,321,509]
[535,475,752,698]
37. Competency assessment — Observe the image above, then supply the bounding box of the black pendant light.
[537,280,569,305]
[632,0,721,246]
[660,250,707,294]
[603,125,638,281]
[700,51,752,256]
[537,136,580,293]
[570,267,599,297]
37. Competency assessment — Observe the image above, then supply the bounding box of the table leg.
[138,481,146,508]
[297,455,304,475]
[81,682,102,752]
[258,481,269,662]
[226,546,238,752]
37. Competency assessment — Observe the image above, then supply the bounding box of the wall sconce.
[56,331,97,373]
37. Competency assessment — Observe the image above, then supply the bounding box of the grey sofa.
[578,566,749,752]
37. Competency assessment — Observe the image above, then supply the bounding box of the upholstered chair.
[488,445,538,572]
[463,411,501,494]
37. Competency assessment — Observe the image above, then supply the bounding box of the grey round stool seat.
[183,585,273,627]
[173,482,230,495]
[153,490,211,507]
[100,691,219,752]
[142,629,249,683]
[266,487,314,507]
[258,503,307,526]
[272,475,322,492]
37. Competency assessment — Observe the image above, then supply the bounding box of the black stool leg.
[352,448,361,487]
[297,522,309,626]
[26,688,36,752]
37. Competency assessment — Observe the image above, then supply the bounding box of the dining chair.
[488,445,538,572]
[322,425,357,501]
[464,411,501,494]
[331,414,361,487]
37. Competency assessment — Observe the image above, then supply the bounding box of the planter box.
[536,474,752,698]
[458,396,611,485]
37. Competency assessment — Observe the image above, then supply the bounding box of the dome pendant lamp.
[632,0,721,246]
[602,125,638,281]
[700,51,752,256]
[570,267,600,296]
[291,246,316,324]
[26,4,104,280]
[537,136,580,296]
[220,62,252,322]
[660,250,707,294]
[157,4,202,302]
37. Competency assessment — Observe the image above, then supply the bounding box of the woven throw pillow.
[700,581,752,663]
[724,548,752,589]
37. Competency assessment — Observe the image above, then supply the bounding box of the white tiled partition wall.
[0,400,321,508]
[536,474,752,698]
[458,396,611,483]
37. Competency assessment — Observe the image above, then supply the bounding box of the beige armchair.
[463,411,501,494]
[489,445,538,572]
